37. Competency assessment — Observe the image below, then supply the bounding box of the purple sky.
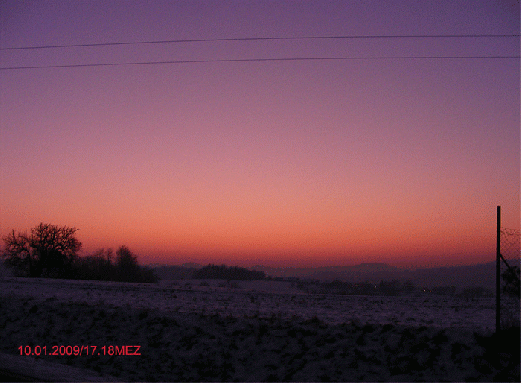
[1,0,519,268]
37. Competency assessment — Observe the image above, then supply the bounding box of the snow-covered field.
[0,277,517,331]
[1,277,519,381]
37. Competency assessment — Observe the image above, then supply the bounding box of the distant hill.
[250,263,410,282]
[151,263,263,280]
[407,261,509,291]
[252,261,517,290]
[181,263,203,269]
[152,265,195,280]
[151,260,517,291]
[191,264,265,280]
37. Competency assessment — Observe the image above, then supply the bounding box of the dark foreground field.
[1,293,519,382]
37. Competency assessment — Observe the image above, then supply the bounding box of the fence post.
[496,205,501,333]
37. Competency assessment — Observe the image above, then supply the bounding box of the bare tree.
[1,223,81,278]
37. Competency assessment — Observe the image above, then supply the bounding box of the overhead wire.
[1,33,519,70]
[1,33,519,50]
[1,55,520,71]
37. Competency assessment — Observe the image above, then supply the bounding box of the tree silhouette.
[71,246,156,283]
[74,248,115,281]
[115,246,141,282]
[1,223,81,278]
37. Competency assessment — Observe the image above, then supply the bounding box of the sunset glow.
[1,0,519,268]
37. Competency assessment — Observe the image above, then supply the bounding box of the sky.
[0,0,519,269]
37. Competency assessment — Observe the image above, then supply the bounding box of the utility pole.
[496,205,501,333]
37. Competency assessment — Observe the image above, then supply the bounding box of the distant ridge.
[181,263,203,269]
[150,261,515,291]
[250,261,511,290]
[152,265,195,280]
[250,263,407,281]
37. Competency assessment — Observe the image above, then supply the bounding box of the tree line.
[1,223,157,283]
[191,264,266,280]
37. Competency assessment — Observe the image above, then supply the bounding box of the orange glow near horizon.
[0,199,506,269]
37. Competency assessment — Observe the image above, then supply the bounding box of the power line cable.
[1,34,519,51]
[1,55,519,71]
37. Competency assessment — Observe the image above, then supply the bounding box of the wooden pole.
[496,205,501,333]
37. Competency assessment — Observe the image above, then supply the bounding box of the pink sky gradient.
[1,0,519,269]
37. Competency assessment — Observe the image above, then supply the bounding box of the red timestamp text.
[18,345,141,356]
